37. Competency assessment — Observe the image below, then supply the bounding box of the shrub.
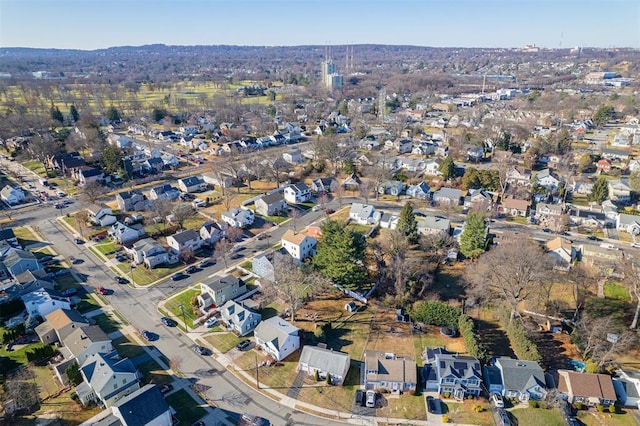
[596,404,605,413]
[529,400,540,408]
[411,300,460,326]
[505,320,541,363]
[585,360,599,374]
[442,415,449,423]
[314,370,320,381]
[458,314,486,360]
[573,402,584,411]
[444,392,451,399]
[406,390,415,396]
[326,374,332,385]
[608,404,617,414]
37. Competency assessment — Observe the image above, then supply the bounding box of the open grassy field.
[202,332,245,353]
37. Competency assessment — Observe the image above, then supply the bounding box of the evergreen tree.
[313,220,367,290]
[50,105,64,123]
[462,167,480,190]
[66,362,82,386]
[439,156,455,180]
[102,145,123,175]
[593,105,614,127]
[459,212,487,259]
[589,176,609,203]
[343,157,355,175]
[106,106,121,122]
[397,202,419,244]
[69,104,79,122]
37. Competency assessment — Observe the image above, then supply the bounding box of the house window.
[114,384,117,389]
[122,379,126,384]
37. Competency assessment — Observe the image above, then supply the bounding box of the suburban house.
[557,369,617,406]
[220,300,262,336]
[423,158,443,176]
[109,221,146,244]
[597,159,612,174]
[47,152,85,174]
[202,171,234,189]
[109,384,173,426]
[284,183,312,204]
[116,190,147,212]
[570,177,594,195]
[77,352,141,408]
[255,193,287,217]
[546,237,576,268]
[534,168,560,190]
[281,230,317,263]
[298,345,351,386]
[1,185,26,205]
[143,157,164,174]
[86,204,117,227]
[254,316,300,361]
[62,325,113,366]
[149,184,180,201]
[221,208,254,228]
[385,138,413,154]
[406,182,431,199]
[311,177,338,194]
[166,229,203,255]
[506,167,532,187]
[499,198,531,217]
[125,238,170,268]
[364,350,417,394]
[568,207,607,228]
[349,203,381,225]
[466,145,484,162]
[616,213,640,235]
[608,179,632,204]
[377,180,405,196]
[464,189,493,211]
[282,149,303,164]
[3,249,40,277]
[535,203,564,223]
[35,308,89,345]
[177,175,206,193]
[613,369,640,409]
[493,357,547,401]
[602,148,630,162]
[399,157,426,173]
[424,352,482,399]
[342,173,362,190]
[416,216,451,236]
[199,221,223,246]
[380,213,399,230]
[432,187,462,206]
[252,254,275,282]
[198,275,248,310]
[21,288,71,319]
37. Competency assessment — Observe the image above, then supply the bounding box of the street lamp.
[179,303,189,332]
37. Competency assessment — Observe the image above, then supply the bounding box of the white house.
[124,238,170,268]
[506,167,532,187]
[311,178,338,194]
[282,149,304,164]
[254,316,300,362]
[546,237,576,268]
[166,229,203,255]
[423,159,443,176]
[534,169,560,190]
[177,176,206,193]
[78,352,140,408]
[21,288,72,319]
[349,203,380,225]
[221,208,254,228]
[109,222,146,244]
[298,345,351,386]
[62,325,113,366]
[86,204,117,227]
[281,229,317,263]
[1,185,26,205]
[149,184,180,201]
[284,183,312,204]
[200,221,223,245]
[617,213,640,235]
[406,182,431,199]
[614,369,640,409]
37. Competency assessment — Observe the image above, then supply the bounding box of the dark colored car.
[74,238,85,244]
[171,272,187,281]
[236,340,251,351]
[198,259,214,268]
[141,330,157,341]
[115,276,130,284]
[194,345,211,356]
[185,265,198,274]
[71,257,84,264]
[161,317,178,327]
[541,228,552,233]
[355,389,364,406]
[61,288,78,297]
[587,235,601,241]
[324,208,335,215]
[230,253,244,260]
[159,383,174,394]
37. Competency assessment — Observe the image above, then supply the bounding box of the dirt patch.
[530,330,582,372]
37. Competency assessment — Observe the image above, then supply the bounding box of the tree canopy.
[459,211,487,259]
[313,220,368,290]
[593,105,614,127]
[397,202,419,244]
[589,176,609,203]
[438,156,455,180]
[102,145,123,176]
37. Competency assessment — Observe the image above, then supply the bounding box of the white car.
[631,242,640,248]
[365,390,376,408]
[490,393,505,408]
[204,317,219,328]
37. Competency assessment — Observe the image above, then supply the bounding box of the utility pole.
[254,352,259,389]
[179,303,189,332]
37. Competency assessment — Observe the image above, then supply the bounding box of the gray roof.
[350,202,375,219]
[299,345,350,377]
[495,357,546,393]
[0,228,16,242]
[255,316,299,351]
[417,215,451,231]
[169,229,199,244]
[434,353,482,381]
[618,213,640,226]
[63,325,110,358]
[434,187,462,201]
[81,351,138,400]
[4,249,37,268]
[260,192,285,205]
[117,189,143,200]
[111,384,170,425]
[203,274,242,292]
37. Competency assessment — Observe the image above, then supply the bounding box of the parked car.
[355,389,364,406]
[587,235,601,241]
[161,317,178,327]
[324,208,335,215]
[236,340,251,351]
[365,390,376,408]
[490,393,504,408]
[159,384,174,394]
[55,203,65,209]
[631,242,640,248]
[541,228,552,233]
[74,238,85,244]
[115,276,130,284]
[171,272,187,281]
[198,259,214,268]
[194,345,211,356]
[71,257,83,264]
[240,413,266,426]
[141,330,156,341]
[185,265,198,274]
[96,286,108,295]
[204,317,218,328]
[230,253,244,260]
[256,233,267,240]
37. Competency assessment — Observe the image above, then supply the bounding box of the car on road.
[256,233,267,240]
[230,253,244,260]
[74,238,85,244]
[490,392,504,408]
[185,265,198,274]
[541,228,552,233]
[55,203,65,209]
[141,330,156,341]
[171,272,187,281]
[115,276,130,284]
[71,257,83,264]
[204,317,218,328]
[231,245,246,253]
[631,242,640,248]
[194,345,211,356]
[161,317,178,327]
[587,235,601,241]
[365,390,376,408]
[96,286,108,295]
[240,413,266,426]
[159,383,174,394]
[324,208,335,215]
[198,259,214,268]
[236,339,251,351]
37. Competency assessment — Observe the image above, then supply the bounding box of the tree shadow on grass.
[325,327,353,352]
[475,319,516,359]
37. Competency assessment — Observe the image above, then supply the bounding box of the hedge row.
[506,320,541,363]
[411,301,460,326]
[458,314,486,360]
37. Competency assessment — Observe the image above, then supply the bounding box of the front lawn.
[443,400,493,426]
[92,313,122,334]
[164,288,201,330]
[257,213,289,225]
[202,332,245,353]
[576,409,639,426]
[116,261,184,286]
[74,293,101,314]
[112,334,147,359]
[511,407,565,426]
[93,241,118,256]
[376,393,427,421]
[164,389,207,426]
[604,282,632,302]
[137,358,173,386]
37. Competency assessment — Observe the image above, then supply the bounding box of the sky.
[1,0,638,50]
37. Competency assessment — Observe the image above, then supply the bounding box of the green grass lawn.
[13,226,41,246]
[93,241,117,256]
[164,288,201,330]
[92,313,122,334]
[576,409,639,426]
[202,332,246,353]
[54,275,79,290]
[136,358,173,386]
[112,334,147,359]
[164,389,207,425]
[258,213,289,225]
[0,333,51,372]
[511,407,565,426]
[75,293,101,314]
[116,261,184,286]
[604,282,632,301]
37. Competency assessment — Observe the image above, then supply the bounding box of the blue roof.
[112,384,170,425]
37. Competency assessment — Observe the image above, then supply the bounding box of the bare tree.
[225,226,244,243]
[149,198,174,231]
[334,184,345,207]
[621,254,640,329]
[214,238,233,269]
[359,180,372,204]
[317,192,329,208]
[172,203,196,230]
[289,208,302,234]
[465,236,552,323]
[573,315,638,369]
[3,367,39,414]
[81,180,106,204]
[75,210,90,237]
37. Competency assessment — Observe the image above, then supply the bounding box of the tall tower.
[321,47,343,89]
